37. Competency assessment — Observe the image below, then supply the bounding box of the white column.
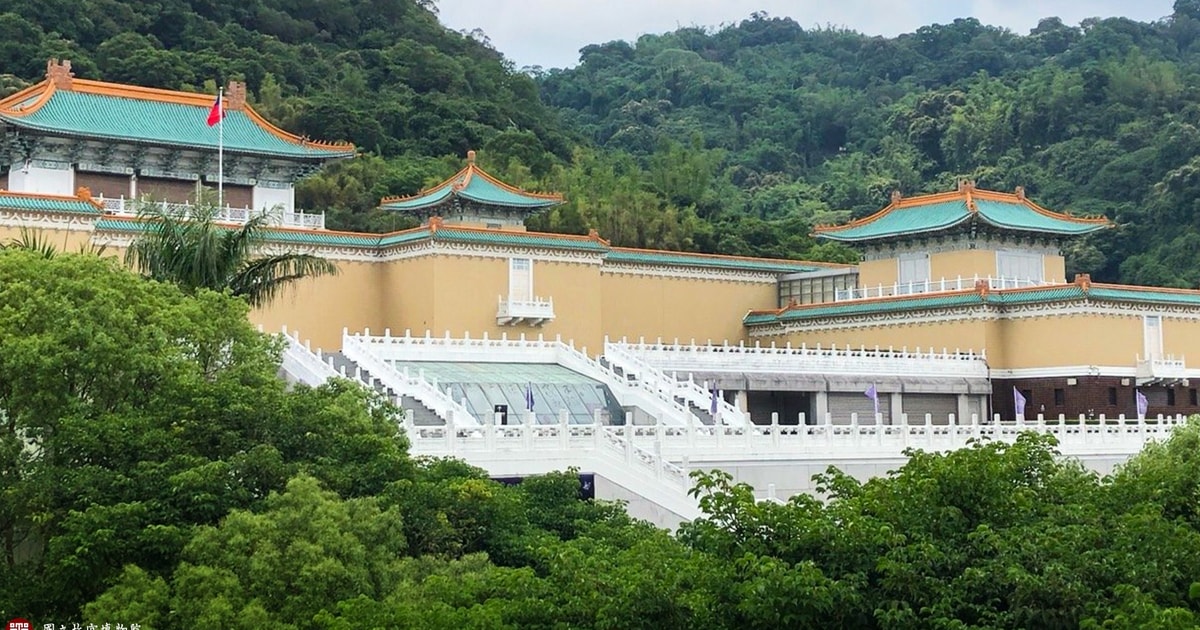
[734,390,749,413]
[957,394,972,425]
[890,392,903,426]
[814,390,829,425]
[130,174,138,200]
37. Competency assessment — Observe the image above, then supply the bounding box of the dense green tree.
[0,248,409,619]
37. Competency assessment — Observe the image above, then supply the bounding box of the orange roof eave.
[0,80,57,118]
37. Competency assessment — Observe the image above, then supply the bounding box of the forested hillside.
[539,4,1200,285]
[4,1,1200,282]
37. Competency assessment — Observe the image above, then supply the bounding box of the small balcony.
[1136,354,1188,385]
[497,295,555,326]
[95,195,325,230]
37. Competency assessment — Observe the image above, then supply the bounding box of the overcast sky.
[436,0,1176,70]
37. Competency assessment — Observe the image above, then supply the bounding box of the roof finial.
[46,58,73,90]
[974,279,990,297]
[1074,273,1091,290]
[428,216,443,232]
[1015,185,1025,201]
[466,150,476,165]
[890,189,902,204]
[225,80,247,111]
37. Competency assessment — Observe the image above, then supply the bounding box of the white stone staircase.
[603,339,748,427]
[345,329,704,427]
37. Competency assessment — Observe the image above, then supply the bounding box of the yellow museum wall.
[380,255,437,335]
[930,250,995,282]
[997,314,1142,369]
[1045,255,1067,283]
[856,258,895,288]
[251,260,384,349]
[388,255,606,349]
[1162,317,1200,360]
[0,222,97,253]
[600,272,777,346]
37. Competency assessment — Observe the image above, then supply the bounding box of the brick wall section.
[992,376,1199,420]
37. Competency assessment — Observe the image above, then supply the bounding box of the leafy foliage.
[5,247,1200,626]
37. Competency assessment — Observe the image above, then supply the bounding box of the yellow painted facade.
[754,307,1200,372]
[859,249,1068,289]
[253,260,384,349]
[599,272,776,347]
[857,259,894,287]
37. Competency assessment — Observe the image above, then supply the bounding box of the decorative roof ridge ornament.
[962,179,977,213]
[46,58,73,90]
[1014,185,1025,201]
[890,189,902,205]
[975,279,990,298]
[225,80,247,111]
[1074,273,1092,291]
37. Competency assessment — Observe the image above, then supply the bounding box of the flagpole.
[217,87,224,210]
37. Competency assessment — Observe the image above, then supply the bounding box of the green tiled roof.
[0,192,100,215]
[817,200,971,242]
[974,200,1106,235]
[816,191,1109,242]
[382,163,562,213]
[606,249,828,273]
[1089,286,1200,306]
[744,283,1200,326]
[1,85,354,159]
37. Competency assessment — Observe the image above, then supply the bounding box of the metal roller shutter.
[76,172,130,199]
[220,183,253,209]
[827,392,889,425]
[138,177,199,204]
[901,394,958,425]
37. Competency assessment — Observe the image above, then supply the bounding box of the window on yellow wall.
[509,258,532,302]
[1144,315,1163,360]
[996,250,1044,286]
[897,253,930,294]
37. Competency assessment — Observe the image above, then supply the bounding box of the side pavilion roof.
[380,152,563,213]
[814,183,1110,243]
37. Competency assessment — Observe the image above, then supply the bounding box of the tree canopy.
[3,247,1200,627]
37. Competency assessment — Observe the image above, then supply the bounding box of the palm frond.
[229,253,339,307]
[126,197,338,306]
[8,227,60,259]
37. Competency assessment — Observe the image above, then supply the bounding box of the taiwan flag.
[206,92,224,127]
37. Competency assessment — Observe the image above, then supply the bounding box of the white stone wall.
[9,162,75,196]
[252,183,294,214]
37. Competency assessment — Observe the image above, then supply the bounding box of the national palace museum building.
[4,60,1200,424]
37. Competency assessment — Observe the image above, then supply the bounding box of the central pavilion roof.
[0,59,355,160]
[380,151,563,214]
[814,182,1110,243]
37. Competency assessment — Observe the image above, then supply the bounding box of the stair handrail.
[279,328,341,386]
[604,342,748,427]
[342,332,482,426]
[550,340,698,426]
